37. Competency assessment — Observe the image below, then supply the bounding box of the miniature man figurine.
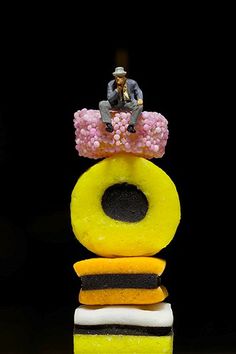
[99,67,143,133]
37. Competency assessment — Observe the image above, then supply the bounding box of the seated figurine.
[99,67,143,134]
[73,67,169,159]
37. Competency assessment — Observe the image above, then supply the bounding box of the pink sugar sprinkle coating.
[73,109,169,159]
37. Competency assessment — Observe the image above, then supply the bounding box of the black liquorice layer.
[74,324,172,336]
[81,274,161,290]
[101,183,149,222]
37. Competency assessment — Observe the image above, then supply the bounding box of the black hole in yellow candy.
[101,183,148,222]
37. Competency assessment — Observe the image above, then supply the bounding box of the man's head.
[113,67,127,86]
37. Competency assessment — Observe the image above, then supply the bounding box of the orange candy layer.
[79,286,168,305]
[74,257,166,276]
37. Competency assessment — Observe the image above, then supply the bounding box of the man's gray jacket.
[107,79,143,106]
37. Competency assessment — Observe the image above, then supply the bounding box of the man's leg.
[129,103,143,125]
[124,101,143,133]
[99,100,114,132]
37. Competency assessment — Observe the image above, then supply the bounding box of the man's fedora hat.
[112,66,127,77]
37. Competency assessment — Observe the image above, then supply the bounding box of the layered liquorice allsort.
[73,303,174,354]
[74,257,168,305]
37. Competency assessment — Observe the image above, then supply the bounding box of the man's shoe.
[105,123,114,133]
[127,124,136,133]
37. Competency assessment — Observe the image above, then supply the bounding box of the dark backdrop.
[0,5,235,354]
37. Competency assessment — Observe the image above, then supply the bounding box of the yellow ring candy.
[71,154,180,257]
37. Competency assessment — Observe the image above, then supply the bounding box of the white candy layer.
[74,302,173,327]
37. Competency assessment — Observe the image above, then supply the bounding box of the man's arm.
[133,81,143,105]
[107,80,119,104]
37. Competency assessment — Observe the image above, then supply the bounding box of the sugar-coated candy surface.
[73,257,166,276]
[74,109,168,159]
[70,154,181,257]
[79,287,168,305]
[74,334,173,354]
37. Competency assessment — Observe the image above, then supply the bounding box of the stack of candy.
[70,70,181,354]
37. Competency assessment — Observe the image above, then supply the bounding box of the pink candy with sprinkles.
[74,109,169,159]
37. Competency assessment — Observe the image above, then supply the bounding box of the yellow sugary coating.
[71,154,181,257]
[74,257,166,276]
[74,334,173,354]
[79,286,168,305]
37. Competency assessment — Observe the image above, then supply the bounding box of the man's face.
[115,76,126,86]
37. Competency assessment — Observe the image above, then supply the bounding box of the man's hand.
[137,99,143,105]
[116,84,123,93]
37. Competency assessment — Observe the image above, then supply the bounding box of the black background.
[0,4,235,354]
